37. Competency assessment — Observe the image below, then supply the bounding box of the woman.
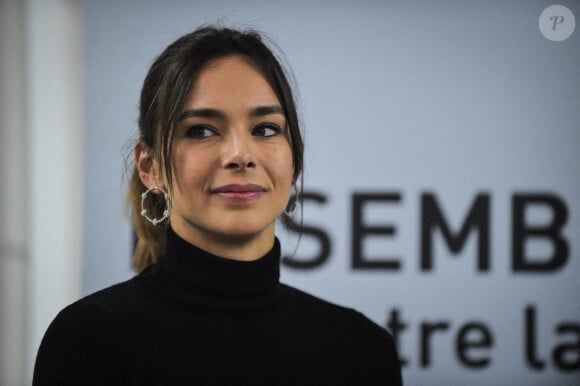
[33,26,403,385]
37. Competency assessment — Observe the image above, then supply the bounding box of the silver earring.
[284,185,300,217]
[140,186,169,226]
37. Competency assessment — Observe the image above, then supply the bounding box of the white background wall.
[83,1,580,385]
[82,1,580,384]
[0,0,83,384]
[1,1,28,384]
[1,0,578,385]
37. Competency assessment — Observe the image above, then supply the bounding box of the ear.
[135,141,160,189]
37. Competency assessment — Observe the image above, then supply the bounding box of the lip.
[210,184,267,202]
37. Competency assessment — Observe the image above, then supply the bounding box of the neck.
[169,220,276,261]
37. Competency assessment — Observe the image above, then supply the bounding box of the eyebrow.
[249,105,284,117]
[178,105,285,121]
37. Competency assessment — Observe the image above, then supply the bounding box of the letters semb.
[280,190,578,372]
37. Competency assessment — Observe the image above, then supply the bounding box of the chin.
[216,217,276,239]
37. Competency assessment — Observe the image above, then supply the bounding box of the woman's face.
[167,55,294,255]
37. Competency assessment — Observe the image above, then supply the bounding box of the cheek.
[171,145,207,190]
[171,147,187,185]
[274,148,295,186]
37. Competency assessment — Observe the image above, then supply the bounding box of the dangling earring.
[284,185,300,217]
[140,186,169,226]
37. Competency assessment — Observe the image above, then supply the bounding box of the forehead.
[186,55,281,109]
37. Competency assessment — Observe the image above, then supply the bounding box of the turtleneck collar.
[158,226,281,296]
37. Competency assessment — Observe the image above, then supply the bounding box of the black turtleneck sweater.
[33,228,403,385]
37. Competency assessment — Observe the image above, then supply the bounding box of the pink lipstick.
[210,184,267,202]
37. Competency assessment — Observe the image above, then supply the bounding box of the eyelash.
[185,125,216,139]
[185,123,282,139]
[253,123,281,137]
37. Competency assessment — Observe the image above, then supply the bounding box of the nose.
[222,130,255,170]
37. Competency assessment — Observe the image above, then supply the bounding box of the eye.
[186,125,216,139]
[253,124,281,137]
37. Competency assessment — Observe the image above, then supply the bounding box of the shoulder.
[33,276,145,385]
[79,270,154,308]
[282,284,403,385]
[33,301,119,384]
[282,283,395,344]
[283,283,381,329]
[36,273,149,348]
[39,276,141,342]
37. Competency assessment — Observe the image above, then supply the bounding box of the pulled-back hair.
[128,26,303,272]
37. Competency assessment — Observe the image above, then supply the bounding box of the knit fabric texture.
[33,227,403,385]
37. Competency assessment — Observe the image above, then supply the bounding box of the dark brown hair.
[128,26,303,271]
